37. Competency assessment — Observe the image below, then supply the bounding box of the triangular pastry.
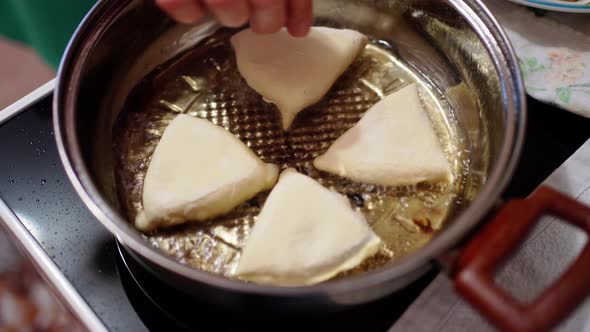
[236,169,381,286]
[136,114,279,231]
[231,27,368,129]
[314,83,453,186]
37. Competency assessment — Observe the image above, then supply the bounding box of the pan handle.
[453,186,590,332]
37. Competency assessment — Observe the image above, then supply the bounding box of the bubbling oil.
[114,29,470,280]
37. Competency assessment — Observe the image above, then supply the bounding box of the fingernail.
[160,0,204,24]
[217,9,249,27]
[174,11,201,24]
[252,8,276,32]
[288,23,311,37]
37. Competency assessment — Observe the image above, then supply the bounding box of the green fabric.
[0,0,95,68]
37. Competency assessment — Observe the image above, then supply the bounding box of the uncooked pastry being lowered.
[135,114,279,232]
[235,169,381,286]
[314,83,453,186]
[231,27,368,129]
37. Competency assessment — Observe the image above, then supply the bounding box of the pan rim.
[53,0,526,298]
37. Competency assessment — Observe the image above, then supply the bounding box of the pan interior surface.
[113,28,473,281]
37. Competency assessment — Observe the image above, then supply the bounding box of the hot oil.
[114,29,470,280]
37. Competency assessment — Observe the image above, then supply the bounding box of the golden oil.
[114,29,471,279]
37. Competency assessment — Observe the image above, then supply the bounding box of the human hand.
[155,0,313,37]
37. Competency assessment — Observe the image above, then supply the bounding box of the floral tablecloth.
[486,0,590,118]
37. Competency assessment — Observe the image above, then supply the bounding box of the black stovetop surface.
[0,95,588,331]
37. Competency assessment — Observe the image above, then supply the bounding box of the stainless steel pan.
[53,1,590,331]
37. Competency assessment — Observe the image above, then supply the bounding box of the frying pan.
[53,0,590,331]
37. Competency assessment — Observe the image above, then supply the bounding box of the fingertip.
[205,0,250,28]
[156,0,205,24]
[287,21,311,37]
[286,0,313,37]
[225,15,250,28]
[250,17,284,34]
[249,0,287,34]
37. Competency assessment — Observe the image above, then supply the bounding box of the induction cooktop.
[0,82,588,331]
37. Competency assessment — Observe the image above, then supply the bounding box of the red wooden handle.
[453,186,590,332]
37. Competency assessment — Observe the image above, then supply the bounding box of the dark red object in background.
[0,231,86,331]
